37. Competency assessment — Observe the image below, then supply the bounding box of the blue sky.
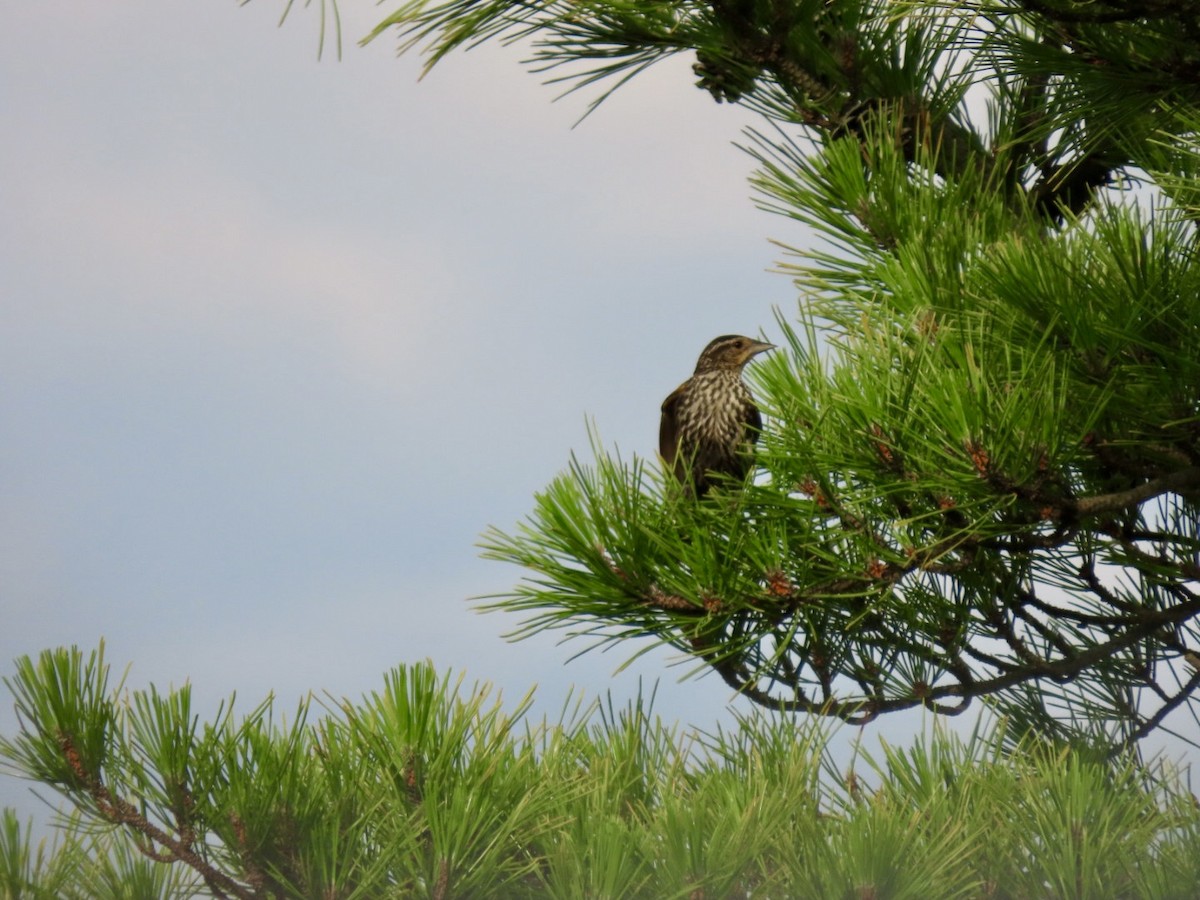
[0,0,826,820]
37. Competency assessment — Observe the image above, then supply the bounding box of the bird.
[660,334,775,496]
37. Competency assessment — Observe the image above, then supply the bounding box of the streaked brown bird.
[660,334,775,496]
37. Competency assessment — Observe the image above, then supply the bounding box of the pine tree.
[364,0,1200,752]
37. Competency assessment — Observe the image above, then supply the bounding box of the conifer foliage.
[360,0,1200,750]
[5,646,1200,897]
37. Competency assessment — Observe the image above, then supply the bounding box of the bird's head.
[693,334,775,373]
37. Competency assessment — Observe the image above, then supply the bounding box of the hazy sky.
[0,0,826,821]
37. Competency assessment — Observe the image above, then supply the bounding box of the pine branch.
[1012,0,1194,27]
[1070,466,1200,518]
[56,732,256,900]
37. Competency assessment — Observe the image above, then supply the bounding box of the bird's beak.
[746,340,775,360]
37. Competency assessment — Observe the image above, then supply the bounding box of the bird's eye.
[733,340,745,348]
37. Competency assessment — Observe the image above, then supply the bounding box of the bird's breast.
[680,373,754,442]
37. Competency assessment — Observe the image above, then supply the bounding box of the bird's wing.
[659,381,687,469]
[746,401,763,444]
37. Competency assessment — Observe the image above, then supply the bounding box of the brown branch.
[1114,533,1200,582]
[700,549,1200,725]
[1078,556,1142,615]
[1013,0,1186,25]
[58,733,256,900]
[1070,466,1200,518]
[960,640,1018,673]
[1009,602,1078,660]
[939,587,1200,696]
[1111,665,1200,756]
[706,0,991,187]
[1020,590,1130,627]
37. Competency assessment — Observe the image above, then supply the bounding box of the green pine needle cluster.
[5,645,1200,898]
